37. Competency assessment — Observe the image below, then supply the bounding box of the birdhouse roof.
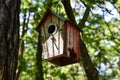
[36,10,67,31]
[36,10,81,32]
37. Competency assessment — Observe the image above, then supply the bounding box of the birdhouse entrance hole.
[48,23,57,34]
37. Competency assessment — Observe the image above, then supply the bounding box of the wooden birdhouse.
[36,10,81,66]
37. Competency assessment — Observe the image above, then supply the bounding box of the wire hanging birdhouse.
[36,10,81,66]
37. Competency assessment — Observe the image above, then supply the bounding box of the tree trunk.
[0,0,20,80]
[35,1,53,80]
[62,0,99,80]
[80,41,98,80]
[36,30,44,80]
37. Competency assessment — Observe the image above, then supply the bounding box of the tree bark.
[36,30,44,80]
[0,0,20,80]
[61,0,77,25]
[80,41,99,80]
[36,1,53,80]
[62,0,99,80]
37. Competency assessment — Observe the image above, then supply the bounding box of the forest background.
[0,0,120,80]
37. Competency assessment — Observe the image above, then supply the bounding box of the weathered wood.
[37,11,81,66]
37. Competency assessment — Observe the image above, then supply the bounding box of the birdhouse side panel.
[65,22,80,60]
[73,26,80,60]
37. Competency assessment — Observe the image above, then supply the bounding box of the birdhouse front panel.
[40,13,66,60]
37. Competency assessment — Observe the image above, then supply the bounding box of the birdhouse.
[36,10,81,66]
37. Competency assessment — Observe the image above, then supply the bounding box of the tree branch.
[104,21,115,39]
[35,1,56,80]
[61,0,77,25]
[61,0,99,80]
[15,11,30,80]
[36,29,44,80]
[80,41,99,80]
[78,1,90,29]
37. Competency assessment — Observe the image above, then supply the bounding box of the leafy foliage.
[18,0,120,80]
